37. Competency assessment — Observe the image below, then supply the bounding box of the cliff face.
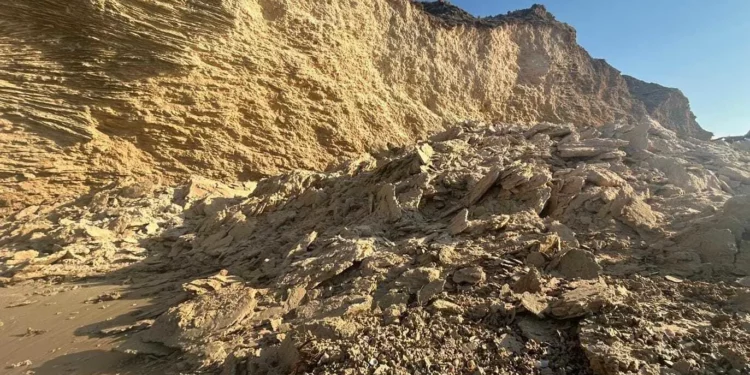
[0,0,709,214]
[623,75,713,140]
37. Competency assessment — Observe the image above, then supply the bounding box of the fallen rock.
[448,208,470,235]
[452,266,486,285]
[547,280,613,319]
[5,250,39,265]
[520,292,548,317]
[397,267,442,294]
[513,268,543,293]
[468,167,501,205]
[556,249,601,280]
[429,299,463,315]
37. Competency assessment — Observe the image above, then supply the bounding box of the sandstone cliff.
[0,0,710,215]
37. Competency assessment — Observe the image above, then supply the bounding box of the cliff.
[623,75,712,140]
[0,0,710,214]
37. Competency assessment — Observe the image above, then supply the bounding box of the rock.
[100,320,154,335]
[5,250,39,266]
[280,238,375,289]
[120,180,156,199]
[520,293,548,317]
[84,225,114,240]
[429,299,463,315]
[375,183,403,221]
[547,221,579,248]
[664,275,683,283]
[719,166,750,184]
[6,360,32,369]
[468,167,501,205]
[547,280,612,319]
[671,359,692,374]
[452,266,486,285]
[416,144,434,165]
[513,268,543,293]
[516,316,557,342]
[430,126,464,142]
[497,333,524,354]
[585,168,625,187]
[417,280,445,305]
[557,139,627,159]
[295,295,373,319]
[430,299,464,315]
[526,251,547,268]
[12,205,39,220]
[692,228,738,265]
[731,291,750,313]
[448,208,470,235]
[535,234,561,257]
[144,222,159,235]
[397,267,442,294]
[720,346,748,370]
[556,249,601,279]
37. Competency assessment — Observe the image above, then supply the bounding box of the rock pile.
[1,119,749,374]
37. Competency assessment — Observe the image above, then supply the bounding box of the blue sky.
[450,0,750,137]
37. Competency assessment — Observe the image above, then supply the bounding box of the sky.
[450,0,750,137]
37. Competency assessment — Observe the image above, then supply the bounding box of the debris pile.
[2,120,750,374]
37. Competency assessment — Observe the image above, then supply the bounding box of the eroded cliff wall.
[0,0,709,214]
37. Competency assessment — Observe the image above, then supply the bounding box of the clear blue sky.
[450,0,750,137]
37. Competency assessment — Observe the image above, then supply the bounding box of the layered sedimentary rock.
[0,1,710,216]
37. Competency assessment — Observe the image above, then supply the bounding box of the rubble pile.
[2,120,750,374]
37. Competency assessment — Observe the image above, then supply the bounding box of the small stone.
[416,143,434,165]
[711,314,732,328]
[547,280,611,319]
[497,333,523,353]
[269,318,283,331]
[513,268,543,293]
[526,251,547,268]
[397,267,442,294]
[24,327,47,337]
[430,299,463,315]
[738,276,750,287]
[6,360,32,369]
[520,293,548,317]
[144,222,159,235]
[672,359,692,374]
[665,275,683,283]
[5,250,39,266]
[452,266,486,285]
[417,280,445,305]
[6,300,37,308]
[557,249,601,279]
[448,208,470,235]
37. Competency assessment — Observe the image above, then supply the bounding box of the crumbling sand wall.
[0,0,709,214]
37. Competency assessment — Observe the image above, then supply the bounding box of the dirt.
[0,282,167,375]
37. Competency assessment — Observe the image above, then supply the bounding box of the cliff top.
[415,2,574,33]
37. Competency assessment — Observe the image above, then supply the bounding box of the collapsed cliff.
[0,0,711,216]
[2,119,748,374]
